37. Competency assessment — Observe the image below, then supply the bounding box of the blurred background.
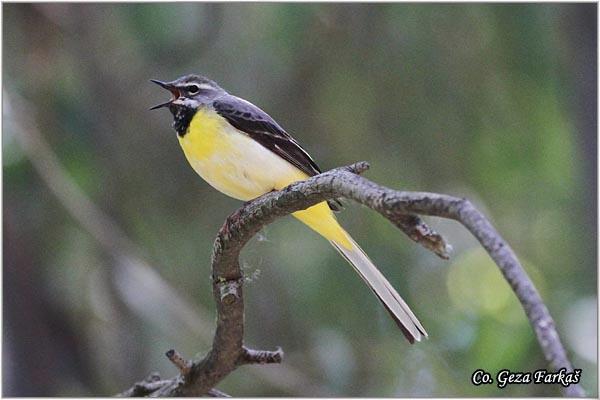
[3,3,597,397]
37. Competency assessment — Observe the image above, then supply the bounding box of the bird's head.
[150,74,226,135]
[150,74,225,113]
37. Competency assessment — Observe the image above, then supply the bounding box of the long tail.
[292,202,428,343]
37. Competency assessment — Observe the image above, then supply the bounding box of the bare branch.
[116,373,166,397]
[166,350,192,376]
[392,213,452,259]
[207,388,231,397]
[301,162,452,258]
[238,346,284,366]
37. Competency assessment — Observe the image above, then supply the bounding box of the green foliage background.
[3,3,597,396]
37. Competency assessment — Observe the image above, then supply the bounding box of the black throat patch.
[169,105,196,137]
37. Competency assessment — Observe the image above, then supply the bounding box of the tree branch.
[237,346,284,366]
[120,162,582,397]
[116,373,169,397]
[166,350,192,375]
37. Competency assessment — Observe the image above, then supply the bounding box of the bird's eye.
[187,85,200,94]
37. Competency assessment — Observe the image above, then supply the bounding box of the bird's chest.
[177,109,301,200]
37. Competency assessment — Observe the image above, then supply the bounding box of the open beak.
[149,79,180,110]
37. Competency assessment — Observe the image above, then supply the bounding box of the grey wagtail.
[150,74,427,343]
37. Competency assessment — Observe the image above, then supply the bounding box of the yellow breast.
[178,108,307,200]
[177,107,350,247]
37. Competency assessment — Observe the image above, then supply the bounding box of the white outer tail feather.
[330,236,428,344]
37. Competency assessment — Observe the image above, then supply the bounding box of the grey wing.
[213,95,322,176]
[213,95,343,211]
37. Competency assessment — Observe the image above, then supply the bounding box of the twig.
[116,373,166,397]
[392,213,452,259]
[207,388,231,397]
[325,163,452,258]
[115,371,229,398]
[166,350,192,375]
[238,346,284,366]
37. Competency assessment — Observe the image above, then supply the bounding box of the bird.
[150,74,427,343]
